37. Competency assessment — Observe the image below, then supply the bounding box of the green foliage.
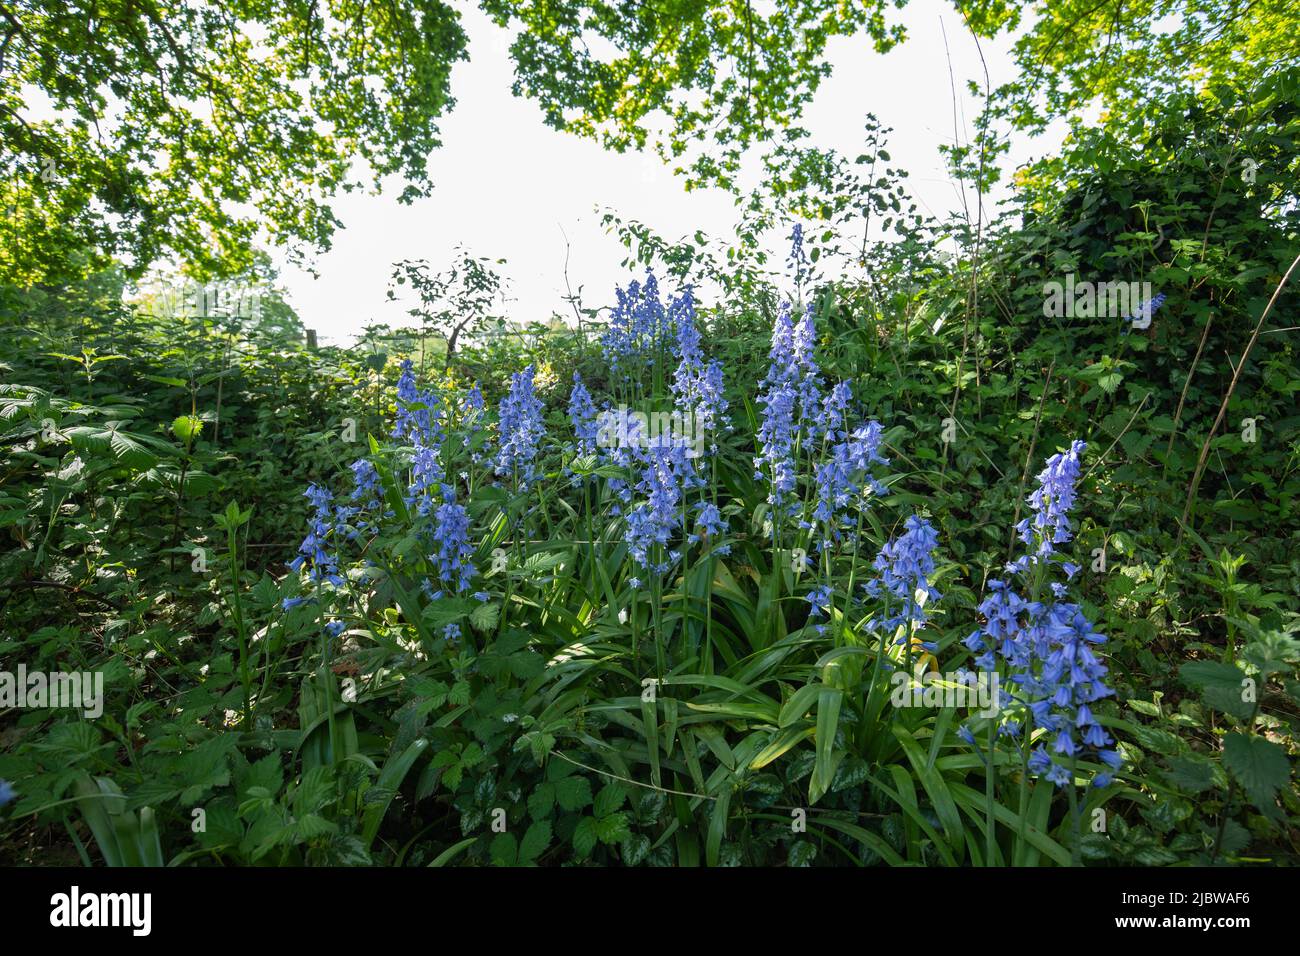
[1,1,468,284]
[2,8,1298,869]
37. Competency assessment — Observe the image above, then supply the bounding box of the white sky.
[271,0,1068,345]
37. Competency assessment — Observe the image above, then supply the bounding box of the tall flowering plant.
[285,361,497,658]
[962,440,1119,865]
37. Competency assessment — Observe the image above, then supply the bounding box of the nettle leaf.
[1222,733,1291,815]
[1179,661,1254,720]
[1165,755,1216,794]
[1242,632,1300,679]
[1130,723,1186,756]
[448,681,472,707]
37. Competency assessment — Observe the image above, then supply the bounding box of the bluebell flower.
[325,619,346,637]
[290,483,345,587]
[350,458,380,502]
[755,305,802,506]
[444,623,461,644]
[812,417,889,542]
[697,360,729,442]
[394,359,442,446]
[787,222,810,288]
[407,444,445,515]
[792,303,822,425]
[1125,292,1167,327]
[432,485,475,594]
[755,377,799,514]
[864,515,940,636]
[460,382,486,459]
[1016,440,1086,559]
[624,444,681,573]
[693,501,726,540]
[965,440,1118,789]
[821,382,852,443]
[568,372,598,454]
[601,270,672,377]
[0,779,15,807]
[346,458,383,536]
[806,584,833,618]
[755,301,837,519]
[495,365,546,487]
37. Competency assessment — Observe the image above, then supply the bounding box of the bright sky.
[274,0,1068,345]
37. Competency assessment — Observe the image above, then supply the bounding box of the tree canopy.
[3,0,1295,286]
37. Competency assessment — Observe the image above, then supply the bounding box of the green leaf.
[1222,733,1290,814]
[1180,661,1253,720]
[554,775,592,811]
[1165,755,1216,794]
[594,812,630,845]
[490,832,518,866]
[518,820,552,863]
[469,602,500,634]
[593,782,627,819]
[171,414,203,442]
[572,816,599,857]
